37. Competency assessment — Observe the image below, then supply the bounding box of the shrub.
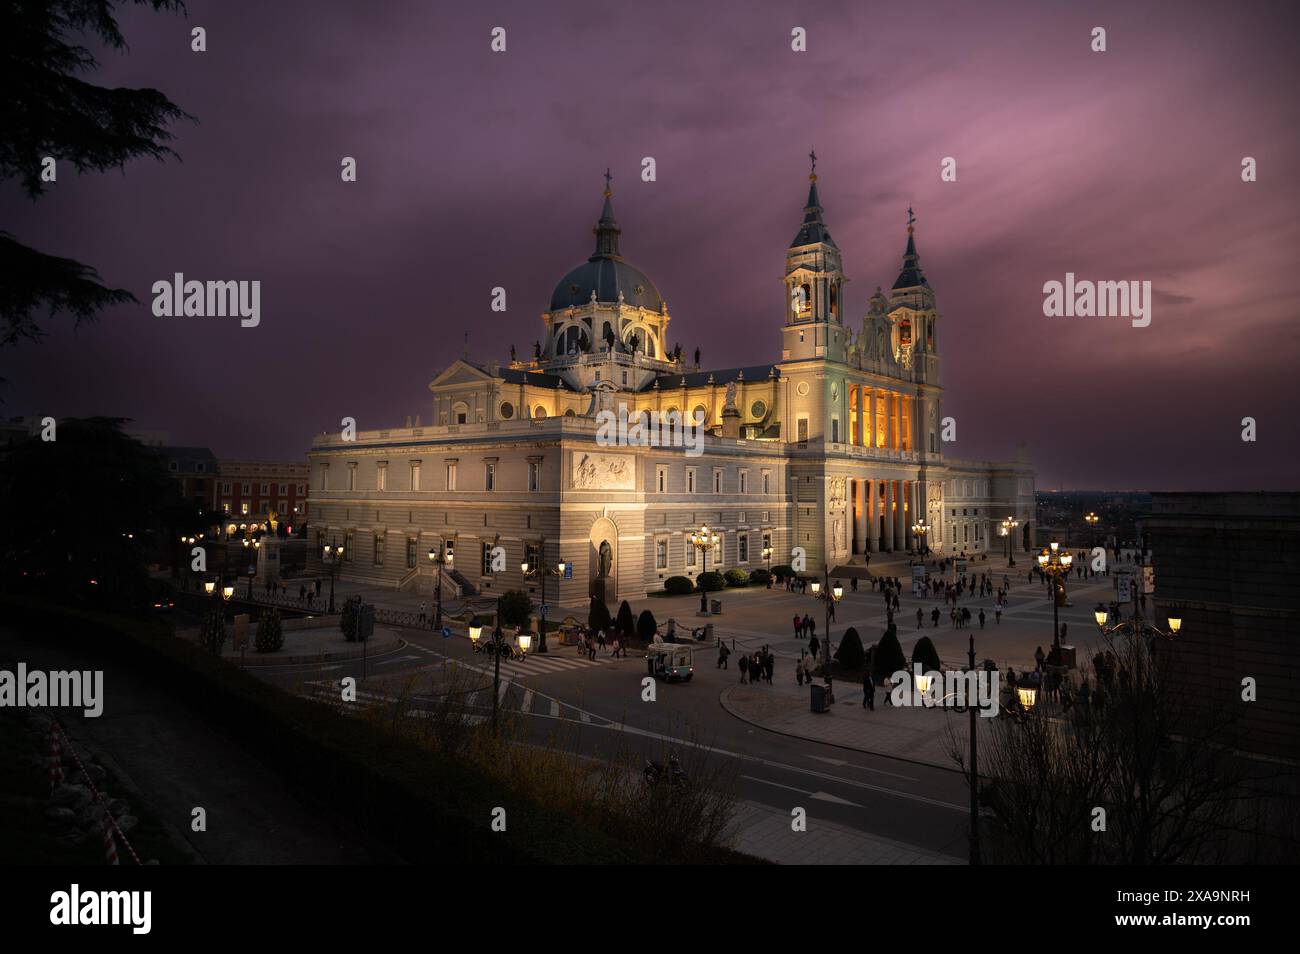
[770,564,793,581]
[748,569,772,586]
[199,606,226,655]
[636,609,658,643]
[835,626,865,671]
[255,608,284,654]
[588,598,612,632]
[724,569,750,588]
[498,590,533,629]
[873,624,906,679]
[615,600,636,637]
[912,635,942,673]
[696,571,725,592]
[341,596,363,642]
[663,576,694,596]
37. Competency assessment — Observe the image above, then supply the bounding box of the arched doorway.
[588,516,618,604]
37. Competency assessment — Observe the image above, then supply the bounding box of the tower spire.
[893,206,928,290]
[790,151,836,249]
[591,168,621,260]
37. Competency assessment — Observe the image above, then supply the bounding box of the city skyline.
[2,0,1297,490]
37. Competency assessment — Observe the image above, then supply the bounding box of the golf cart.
[646,642,694,682]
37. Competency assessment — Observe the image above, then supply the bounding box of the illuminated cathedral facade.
[306,162,1035,604]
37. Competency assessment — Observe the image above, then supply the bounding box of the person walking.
[738,653,750,684]
[808,616,816,642]
[611,636,621,658]
[763,652,775,685]
[851,576,858,592]
[1034,645,1046,672]
[916,606,924,630]
[418,600,427,624]
[793,614,802,640]
[809,635,820,660]
[862,671,875,710]
[717,642,730,669]
[978,608,986,629]
[995,605,1002,624]
[931,606,940,627]
[796,659,805,686]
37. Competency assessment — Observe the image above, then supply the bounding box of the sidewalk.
[720,678,997,770]
[730,801,961,864]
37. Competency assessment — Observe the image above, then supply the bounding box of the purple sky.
[3,0,1298,489]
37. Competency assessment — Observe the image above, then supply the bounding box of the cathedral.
[306,161,1035,604]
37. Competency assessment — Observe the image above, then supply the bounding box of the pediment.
[429,360,493,391]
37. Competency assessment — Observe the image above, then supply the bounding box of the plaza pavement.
[730,800,961,865]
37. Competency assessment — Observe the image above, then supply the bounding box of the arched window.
[798,283,812,318]
[899,318,912,346]
[564,409,575,417]
[829,283,838,318]
[452,401,469,425]
[534,406,547,419]
[692,404,709,425]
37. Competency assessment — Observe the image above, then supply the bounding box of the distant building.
[153,445,218,508]
[215,459,309,525]
[1144,492,1300,761]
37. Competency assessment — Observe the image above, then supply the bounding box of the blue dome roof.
[549,180,664,313]
[549,258,662,312]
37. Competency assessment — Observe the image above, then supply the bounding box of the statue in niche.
[723,380,738,412]
[598,541,613,578]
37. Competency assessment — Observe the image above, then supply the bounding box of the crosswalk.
[302,678,615,728]
[408,642,616,678]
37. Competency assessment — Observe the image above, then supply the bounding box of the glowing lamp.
[1037,553,1049,568]
[1017,685,1038,709]
[468,624,482,645]
[1168,617,1182,634]
[518,633,532,653]
[222,585,234,601]
[809,580,822,596]
[915,674,933,694]
[832,583,843,600]
[520,561,530,573]
[204,581,216,595]
[557,561,567,574]
[1094,604,1107,627]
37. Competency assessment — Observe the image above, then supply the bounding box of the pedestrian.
[881,674,893,706]
[611,636,620,657]
[588,637,597,661]
[418,600,427,623]
[995,607,1002,625]
[809,635,820,660]
[739,653,750,684]
[808,616,817,641]
[1034,646,1045,671]
[796,660,805,686]
[916,607,923,630]
[793,614,802,640]
[978,608,986,629]
[851,576,858,592]
[717,642,730,669]
[863,671,875,710]
[931,606,940,627]
[763,653,774,685]
[828,600,836,623]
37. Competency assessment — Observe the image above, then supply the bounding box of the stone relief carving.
[829,476,846,505]
[572,452,634,490]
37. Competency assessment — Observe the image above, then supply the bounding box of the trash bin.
[704,622,714,642]
[710,599,722,615]
[810,683,827,713]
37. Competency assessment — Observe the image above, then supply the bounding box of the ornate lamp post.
[1001,517,1019,567]
[521,536,564,654]
[323,538,344,614]
[689,524,719,614]
[808,572,844,699]
[427,541,453,630]
[1036,541,1074,653]
[1094,595,1182,642]
[911,521,929,557]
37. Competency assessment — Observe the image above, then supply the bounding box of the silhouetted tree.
[1,1,192,351]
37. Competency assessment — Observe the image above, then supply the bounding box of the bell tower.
[782,151,847,363]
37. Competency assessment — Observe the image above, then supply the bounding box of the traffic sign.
[441,627,451,638]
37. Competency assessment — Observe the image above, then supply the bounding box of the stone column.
[883,480,895,551]
[855,479,868,556]
[869,388,878,449]
[857,387,866,447]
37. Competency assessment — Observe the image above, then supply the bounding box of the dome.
[548,175,664,313]
[549,258,663,312]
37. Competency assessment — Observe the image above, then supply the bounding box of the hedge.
[663,576,694,596]
[696,571,726,592]
[723,569,750,588]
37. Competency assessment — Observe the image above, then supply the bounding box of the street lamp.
[1084,511,1101,548]
[689,524,719,614]
[911,521,929,557]
[1093,590,1183,643]
[1036,542,1073,653]
[427,541,454,630]
[520,537,564,653]
[808,571,843,699]
[323,538,344,614]
[1001,517,1019,567]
